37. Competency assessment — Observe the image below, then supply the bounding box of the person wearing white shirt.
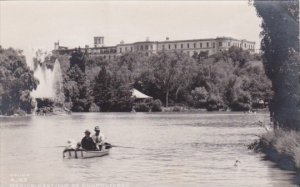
[92,126,106,150]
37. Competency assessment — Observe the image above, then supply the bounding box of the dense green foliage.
[64,65,93,112]
[93,62,134,112]
[0,47,38,115]
[81,47,271,112]
[134,103,150,112]
[151,99,163,112]
[38,45,272,113]
[70,48,86,72]
[150,51,197,107]
[254,0,300,130]
[0,45,272,114]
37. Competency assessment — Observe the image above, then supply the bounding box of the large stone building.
[53,36,256,59]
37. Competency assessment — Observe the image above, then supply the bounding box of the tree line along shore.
[0,45,272,115]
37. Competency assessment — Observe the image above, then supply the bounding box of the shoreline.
[0,108,269,117]
[249,130,300,184]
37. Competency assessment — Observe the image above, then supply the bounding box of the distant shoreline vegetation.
[0,46,273,115]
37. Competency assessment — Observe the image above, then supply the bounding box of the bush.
[89,103,100,112]
[151,99,162,112]
[13,109,27,116]
[172,106,183,112]
[109,90,134,112]
[206,94,223,111]
[191,87,208,108]
[36,107,53,115]
[231,92,252,111]
[35,98,54,115]
[253,129,300,171]
[134,103,150,112]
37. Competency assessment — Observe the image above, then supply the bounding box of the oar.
[41,145,66,148]
[41,144,135,149]
[110,144,135,149]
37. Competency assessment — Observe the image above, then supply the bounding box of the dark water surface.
[0,112,297,187]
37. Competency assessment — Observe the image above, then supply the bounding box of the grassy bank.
[249,129,300,183]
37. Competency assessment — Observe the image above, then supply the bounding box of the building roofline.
[55,37,255,50]
[116,37,255,46]
[157,38,216,44]
[87,46,116,49]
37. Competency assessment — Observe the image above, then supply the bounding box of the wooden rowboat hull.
[63,149,110,159]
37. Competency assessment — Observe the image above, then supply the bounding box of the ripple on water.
[0,112,297,186]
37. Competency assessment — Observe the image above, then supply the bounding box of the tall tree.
[0,47,38,115]
[150,51,195,107]
[70,48,86,72]
[93,65,134,112]
[254,0,300,130]
[93,66,112,111]
[64,65,92,112]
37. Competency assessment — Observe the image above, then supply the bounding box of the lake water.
[0,112,297,187]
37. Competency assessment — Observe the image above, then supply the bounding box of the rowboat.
[63,147,111,159]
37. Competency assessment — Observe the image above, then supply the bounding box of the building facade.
[53,36,256,59]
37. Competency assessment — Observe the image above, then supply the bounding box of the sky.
[0,1,263,53]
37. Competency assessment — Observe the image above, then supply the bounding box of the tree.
[239,61,273,104]
[227,46,251,66]
[149,51,196,107]
[0,47,38,115]
[93,66,112,111]
[254,0,300,130]
[93,65,134,112]
[70,48,86,72]
[108,84,134,112]
[196,51,209,63]
[64,65,92,112]
[85,56,108,82]
[107,65,134,112]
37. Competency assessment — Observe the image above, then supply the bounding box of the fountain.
[31,59,64,99]
[26,50,69,115]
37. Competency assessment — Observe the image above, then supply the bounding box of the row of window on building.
[160,42,213,50]
[88,48,117,54]
[87,41,254,55]
[161,41,255,51]
[230,42,255,50]
[119,44,154,53]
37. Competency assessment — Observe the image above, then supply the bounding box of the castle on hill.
[53,36,256,60]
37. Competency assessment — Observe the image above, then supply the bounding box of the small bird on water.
[234,160,241,167]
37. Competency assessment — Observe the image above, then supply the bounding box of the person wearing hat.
[92,126,106,151]
[81,129,97,151]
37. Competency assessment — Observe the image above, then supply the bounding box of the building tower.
[94,36,104,47]
[54,41,59,50]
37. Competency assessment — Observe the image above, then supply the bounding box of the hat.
[84,129,91,134]
[94,126,100,131]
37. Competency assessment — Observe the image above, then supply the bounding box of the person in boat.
[92,126,106,151]
[81,130,97,151]
[65,139,77,150]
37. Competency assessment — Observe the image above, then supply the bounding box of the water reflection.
[0,116,32,128]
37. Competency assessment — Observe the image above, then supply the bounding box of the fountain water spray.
[25,49,67,114]
[31,59,63,100]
